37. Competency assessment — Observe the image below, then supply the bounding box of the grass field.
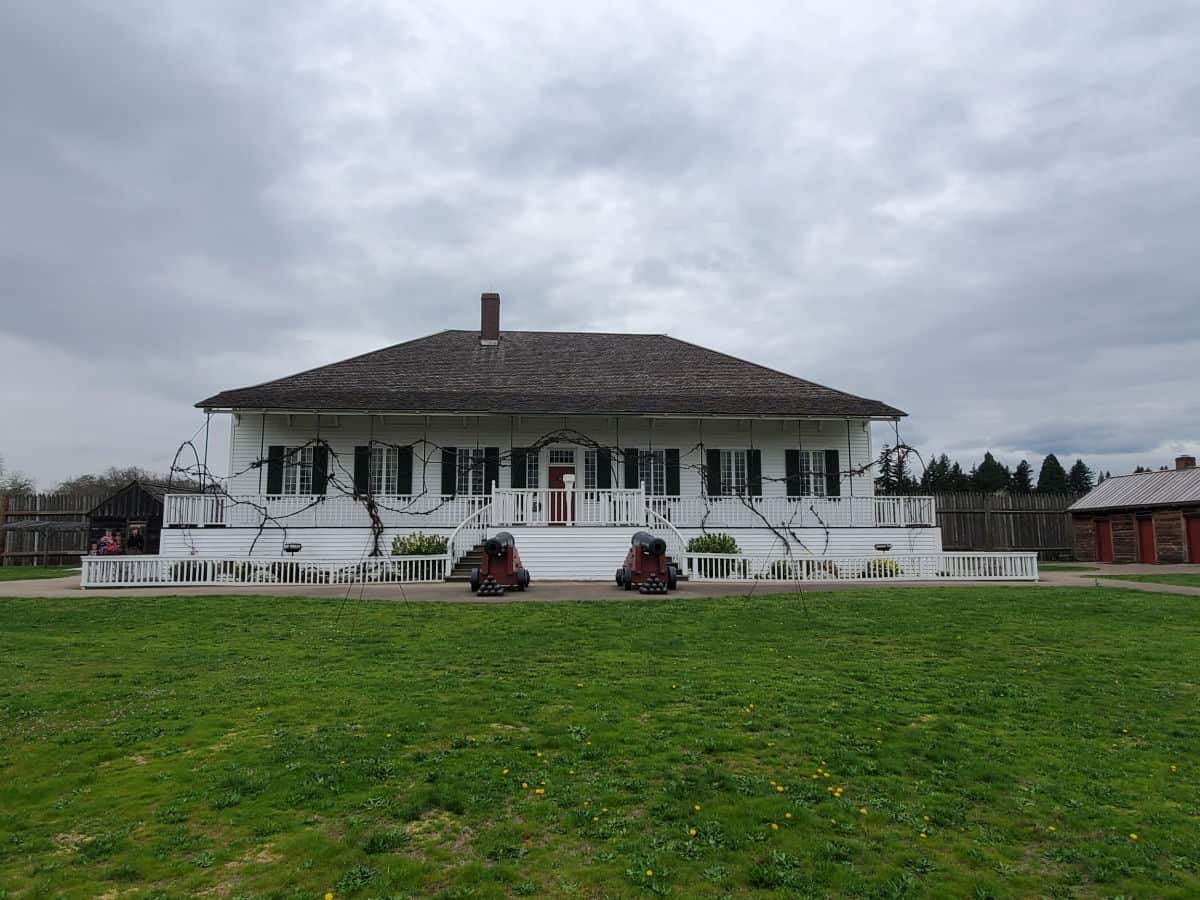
[0,565,78,581]
[1,588,1198,898]
[1097,573,1200,588]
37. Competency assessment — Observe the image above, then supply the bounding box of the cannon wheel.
[468,567,481,593]
[615,568,626,588]
[516,567,530,591]
[621,567,633,590]
[666,564,678,591]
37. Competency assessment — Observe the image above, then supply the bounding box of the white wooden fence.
[685,551,1038,582]
[81,555,449,588]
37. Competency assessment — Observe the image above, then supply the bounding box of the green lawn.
[1097,573,1200,588]
[1,589,1197,898]
[0,565,78,581]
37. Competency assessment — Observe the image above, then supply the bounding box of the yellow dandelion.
[521,782,528,789]
[502,768,509,775]
[569,769,576,775]
[823,772,830,779]
[688,827,697,836]
[645,869,653,877]
[601,807,608,813]
[770,822,779,831]
[1048,825,1056,832]
[859,807,867,815]
[919,832,927,839]
[672,683,678,688]
[536,751,543,757]
[326,893,334,900]
[812,774,819,780]
[830,818,837,825]
[770,780,776,785]
[767,740,775,747]
[749,703,755,709]
[776,785,784,793]
[785,812,792,819]
[694,803,701,812]
[386,732,392,738]
[583,800,589,807]
[1129,833,1138,841]
[923,815,929,822]
[593,816,599,822]
[576,682,583,687]
[826,787,833,793]
[339,760,346,766]
[534,788,545,795]
[1170,765,1178,772]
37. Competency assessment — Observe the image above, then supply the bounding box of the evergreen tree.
[1010,459,1034,493]
[973,451,1010,493]
[948,461,971,491]
[894,449,913,494]
[1067,459,1094,493]
[1036,454,1069,493]
[875,445,897,495]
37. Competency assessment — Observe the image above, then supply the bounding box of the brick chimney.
[1176,455,1196,470]
[480,292,500,346]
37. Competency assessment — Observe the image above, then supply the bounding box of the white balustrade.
[81,554,448,588]
[685,551,1038,582]
[491,488,646,526]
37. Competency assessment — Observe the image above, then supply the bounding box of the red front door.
[1137,518,1155,563]
[548,466,574,523]
[1095,519,1113,562]
[1188,517,1200,564]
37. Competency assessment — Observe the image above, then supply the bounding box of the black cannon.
[616,530,677,594]
[470,530,530,596]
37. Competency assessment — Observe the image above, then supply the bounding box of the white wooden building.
[83,294,1038,586]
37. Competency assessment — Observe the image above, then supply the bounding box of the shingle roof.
[1068,467,1200,512]
[197,330,905,418]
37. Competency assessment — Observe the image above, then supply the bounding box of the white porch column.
[562,474,575,526]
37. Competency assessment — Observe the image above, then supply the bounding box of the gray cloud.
[2,0,1198,486]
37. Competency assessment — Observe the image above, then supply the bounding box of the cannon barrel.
[485,531,516,558]
[631,530,667,557]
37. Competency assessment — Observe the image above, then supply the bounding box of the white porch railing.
[685,551,1038,582]
[647,495,936,529]
[80,555,449,588]
[164,492,937,530]
[646,506,687,565]
[447,503,492,570]
[490,487,646,526]
[164,493,492,529]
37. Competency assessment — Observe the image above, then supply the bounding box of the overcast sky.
[2,0,1198,488]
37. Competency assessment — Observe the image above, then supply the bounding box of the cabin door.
[1095,519,1113,562]
[548,466,575,524]
[1136,518,1155,563]
[1187,516,1200,564]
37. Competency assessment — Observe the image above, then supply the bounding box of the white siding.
[224,414,876,499]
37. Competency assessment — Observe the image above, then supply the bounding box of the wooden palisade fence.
[0,493,105,566]
[931,492,1084,560]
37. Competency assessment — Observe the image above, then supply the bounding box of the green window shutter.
[748,449,762,496]
[396,446,413,495]
[596,449,612,489]
[266,446,284,494]
[664,449,680,495]
[705,449,722,496]
[353,446,370,496]
[311,445,330,495]
[484,447,500,494]
[510,447,527,489]
[785,449,801,497]
[623,448,639,489]
[441,447,458,496]
[824,449,841,497]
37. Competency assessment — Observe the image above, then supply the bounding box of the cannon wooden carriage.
[615,530,678,594]
[469,531,531,596]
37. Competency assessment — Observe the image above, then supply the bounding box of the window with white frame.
[797,450,827,497]
[639,450,667,496]
[369,446,400,494]
[583,449,598,489]
[719,449,748,496]
[282,446,315,495]
[456,448,485,495]
[549,449,574,465]
[525,448,540,489]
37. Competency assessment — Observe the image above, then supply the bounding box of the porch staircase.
[444,541,687,583]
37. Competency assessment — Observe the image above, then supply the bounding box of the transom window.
[456,448,486,495]
[369,446,400,494]
[639,450,667,496]
[549,449,575,465]
[282,446,315,495]
[719,450,748,496]
[797,450,827,497]
[525,448,540,489]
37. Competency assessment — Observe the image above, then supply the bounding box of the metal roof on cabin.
[1068,467,1200,511]
[196,330,905,418]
